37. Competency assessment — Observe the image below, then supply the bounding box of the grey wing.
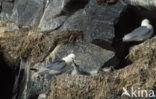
[44,60,66,70]
[128,26,150,37]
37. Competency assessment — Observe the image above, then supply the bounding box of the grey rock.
[37,0,72,31]
[0,0,14,1]
[0,0,125,44]
[38,0,66,32]
[0,1,14,20]
[52,41,115,72]
[48,0,125,43]
[10,0,45,25]
[0,12,11,20]
[30,74,51,98]
[38,0,89,32]
[2,2,13,14]
[61,0,125,42]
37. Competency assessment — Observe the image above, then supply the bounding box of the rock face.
[11,0,45,25]
[47,36,156,99]
[1,0,155,99]
[0,0,125,43]
[40,0,125,43]
[51,41,115,73]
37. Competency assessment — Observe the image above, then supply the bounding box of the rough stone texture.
[0,1,14,20]
[83,0,124,42]
[38,0,66,32]
[48,36,156,99]
[1,2,13,14]
[48,0,126,43]
[0,0,155,99]
[10,0,45,25]
[0,0,14,1]
[0,0,125,44]
[96,0,118,6]
[51,41,115,72]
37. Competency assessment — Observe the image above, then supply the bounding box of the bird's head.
[141,19,152,29]
[62,53,76,64]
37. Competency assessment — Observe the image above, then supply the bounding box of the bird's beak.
[72,60,77,67]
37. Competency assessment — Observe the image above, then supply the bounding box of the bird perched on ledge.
[32,53,75,79]
[122,19,154,42]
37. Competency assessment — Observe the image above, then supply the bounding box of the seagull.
[122,19,154,42]
[32,53,75,79]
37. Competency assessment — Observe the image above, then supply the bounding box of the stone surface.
[0,1,14,20]
[49,0,125,43]
[0,0,155,99]
[10,0,45,25]
[51,41,115,72]
[0,0,14,1]
[38,0,66,32]
[82,0,125,42]
[0,0,125,43]
[47,36,156,99]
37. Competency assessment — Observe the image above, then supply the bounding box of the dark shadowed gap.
[113,6,142,69]
[0,53,15,99]
[92,39,115,51]
[113,6,156,69]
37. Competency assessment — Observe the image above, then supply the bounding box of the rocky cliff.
[0,0,155,99]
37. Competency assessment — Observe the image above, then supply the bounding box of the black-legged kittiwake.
[32,53,75,79]
[122,19,154,42]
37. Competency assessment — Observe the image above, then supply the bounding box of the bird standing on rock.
[122,19,154,42]
[32,53,75,79]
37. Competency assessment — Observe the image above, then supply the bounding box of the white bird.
[122,19,154,42]
[32,53,75,79]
